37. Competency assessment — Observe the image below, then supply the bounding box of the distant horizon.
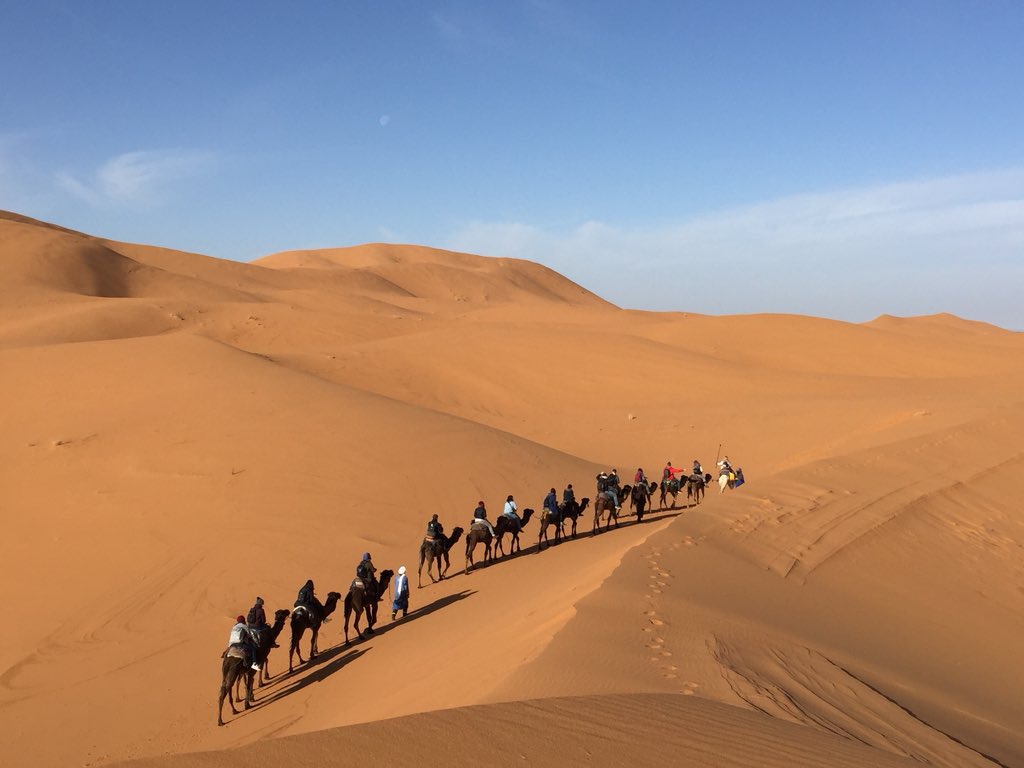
[2,2,1022,328]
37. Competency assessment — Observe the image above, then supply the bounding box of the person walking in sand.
[391,565,409,620]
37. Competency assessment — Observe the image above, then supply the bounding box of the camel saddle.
[292,604,319,622]
[225,644,247,660]
[470,521,490,534]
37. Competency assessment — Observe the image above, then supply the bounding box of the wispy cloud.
[55,149,215,208]
[445,169,1024,326]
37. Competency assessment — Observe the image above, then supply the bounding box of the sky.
[2,1,1023,328]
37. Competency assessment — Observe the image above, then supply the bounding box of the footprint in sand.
[649,617,664,626]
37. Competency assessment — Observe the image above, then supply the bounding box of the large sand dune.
[1,210,1021,767]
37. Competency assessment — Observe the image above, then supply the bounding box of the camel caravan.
[219,456,743,725]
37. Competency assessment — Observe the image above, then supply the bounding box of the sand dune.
[1,211,1021,768]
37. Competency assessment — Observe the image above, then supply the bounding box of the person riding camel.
[596,471,620,512]
[503,494,522,533]
[426,513,445,541]
[295,579,318,620]
[692,459,703,477]
[470,502,496,539]
[663,461,686,483]
[718,456,733,476]
[562,483,576,506]
[607,469,621,492]
[353,552,378,603]
[634,467,647,485]
[226,614,258,671]
[543,487,560,525]
[246,596,273,657]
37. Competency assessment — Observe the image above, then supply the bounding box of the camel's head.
[450,526,464,542]
[380,568,395,581]
[326,591,343,604]
[580,497,590,510]
[272,608,291,624]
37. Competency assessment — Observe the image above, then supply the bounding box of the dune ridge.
[1,210,1022,768]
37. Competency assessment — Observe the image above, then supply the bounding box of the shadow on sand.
[344,588,476,645]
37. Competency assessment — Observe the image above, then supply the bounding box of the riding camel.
[233,608,291,700]
[218,646,255,726]
[344,569,395,645]
[687,473,712,504]
[418,526,464,587]
[288,591,342,673]
[464,523,493,573]
[494,508,535,556]
[593,486,629,534]
[658,477,682,510]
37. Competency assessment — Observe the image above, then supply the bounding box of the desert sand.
[1,210,1021,768]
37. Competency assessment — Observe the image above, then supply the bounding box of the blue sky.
[2,1,1023,328]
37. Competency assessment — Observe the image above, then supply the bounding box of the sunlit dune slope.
[1,210,1022,768]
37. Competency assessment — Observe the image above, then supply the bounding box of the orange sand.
[1,210,1021,768]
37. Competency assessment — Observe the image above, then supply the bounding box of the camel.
[218,647,254,726]
[658,477,682,510]
[558,497,589,540]
[537,507,563,550]
[344,569,394,645]
[720,473,745,495]
[288,591,342,673]
[687,473,713,504]
[593,486,629,534]
[233,608,291,700]
[464,523,493,573]
[418,526,465,587]
[494,507,535,557]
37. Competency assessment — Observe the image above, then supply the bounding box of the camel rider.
[596,472,609,495]
[692,459,703,478]
[603,469,622,511]
[226,614,259,671]
[426,513,445,541]
[563,483,576,506]
[543,487,560,524]
[634,467,647,485]
[608,469,621,493]
[295,580,317,615]
[503,494,522,533]
[246,596,270,653]
[663,461,686,484]
[471,502,497,539]
[357,552,378,600]
[734,467,745,487]
[718,456,733,476]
